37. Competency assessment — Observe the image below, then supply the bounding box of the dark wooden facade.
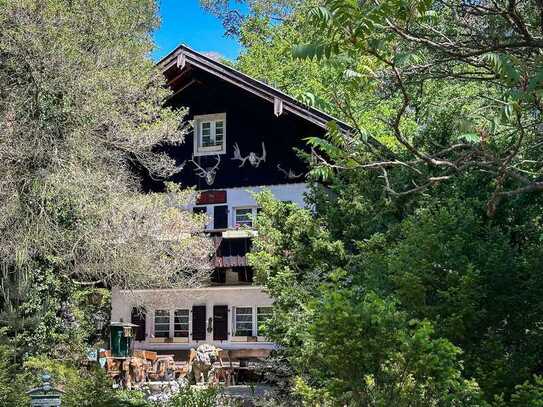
[146,46,349,284]
[110,46,350,351]
[160,70,320,190]
[144,45,353,191]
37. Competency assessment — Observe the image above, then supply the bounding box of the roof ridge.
[157,44,353,131]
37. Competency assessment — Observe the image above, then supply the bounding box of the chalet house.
[110,45,348,360]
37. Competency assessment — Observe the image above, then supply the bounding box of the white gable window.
[193,113,226,155]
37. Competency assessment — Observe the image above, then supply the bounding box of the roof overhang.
[158,44,353,132]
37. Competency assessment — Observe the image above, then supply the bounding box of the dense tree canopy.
[0,0,213,358]
[1,0,542,404]
[295,0,543,216]
[209,0,543,404]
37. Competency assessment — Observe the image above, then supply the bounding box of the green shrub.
[0,345,29,407]
[507,376,543,407]
[168,385,219,407]
[23,356,146,406]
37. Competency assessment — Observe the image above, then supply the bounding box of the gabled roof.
[158,44,352,131]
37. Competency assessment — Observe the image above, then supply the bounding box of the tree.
[0,346,28,406]
[295,0,543,217]
[0,0,213,356]
[200,0,308,36]
[250,192,485,406]
[215,0,543,403]
[297,291,484,406]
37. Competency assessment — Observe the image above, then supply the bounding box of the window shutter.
[213,205,228,229]
[231,307,236,336]
[131,307,146,341]
[192,305,207,341]
[213,305,228,341]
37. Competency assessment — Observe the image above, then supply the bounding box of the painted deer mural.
[231,142,266,168]
[190,155,221,185]
[277,163,304,179]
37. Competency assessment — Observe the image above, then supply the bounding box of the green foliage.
[251,192,487,405]
[299,290,484,405]
[0,348,150,407]
[234,2,543,401]
[0,262,111,361]
[20,357,149,406]
[289,0,543,215]
[508,376,543,407]
[377,195,543,395]
[0,346,29,407]
[72,288,111,346]
[251,169,543,403]
[200,0,308,37]
[169,385,221,407]
[0,0,212,365]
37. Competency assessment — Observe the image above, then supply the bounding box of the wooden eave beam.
[160,47,353,132]
[180,54,332,129]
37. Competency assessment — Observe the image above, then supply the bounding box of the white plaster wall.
[110,183,307,350]
[224,183,308,209]
[188,182,308,229]
[111,286,275,351]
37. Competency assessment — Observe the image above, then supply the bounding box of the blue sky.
[152,0,242,62]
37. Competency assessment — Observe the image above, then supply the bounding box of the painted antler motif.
[190,155,221,185]
[277,164,304,179]
[176,160,187,173]
[231,142,266,168]
[231,143,245,167]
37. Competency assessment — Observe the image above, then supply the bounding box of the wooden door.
[213,305,228,341]
[192,305,207,341]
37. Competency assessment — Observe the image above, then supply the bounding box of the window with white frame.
[174,309,189,338]
[154,310,170,338]
[234,307,253,336]
[193,113,226,155]
[257,306,272,337]
[234,207,257,228]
